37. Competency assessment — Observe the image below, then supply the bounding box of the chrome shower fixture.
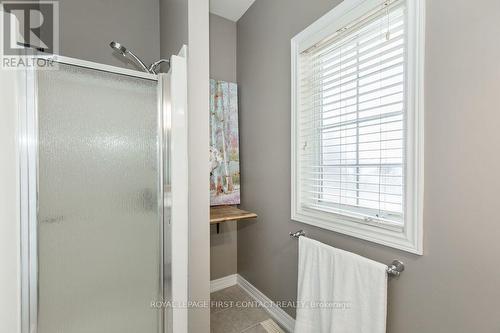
[109,41,169,74]
[109,41,149,72]
[149,59,170,74]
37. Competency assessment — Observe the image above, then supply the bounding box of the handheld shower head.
[109,41,170,74]
[109,41,127,56]
[109,40,150,73]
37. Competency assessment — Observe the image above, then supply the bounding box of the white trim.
[291,0,425,255]
[237,275,295,333]
[32,54,158,81]
[169,45,189,333]
[54,55,158,80]
[210,274,296,332]
[293,0,391,53]
[210,274,238,293]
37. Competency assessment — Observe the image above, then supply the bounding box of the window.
[291,0,424,254]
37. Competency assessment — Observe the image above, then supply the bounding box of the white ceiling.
[210,0,256,22]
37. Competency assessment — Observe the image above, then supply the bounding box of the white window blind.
[298,1,406,228]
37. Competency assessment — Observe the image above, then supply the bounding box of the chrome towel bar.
[289,229,405,277]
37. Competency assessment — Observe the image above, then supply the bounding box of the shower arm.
[149,59,170,74]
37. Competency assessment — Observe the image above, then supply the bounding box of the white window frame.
[291,0,425,254]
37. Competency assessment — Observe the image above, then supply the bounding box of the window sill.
[292,208,422,255]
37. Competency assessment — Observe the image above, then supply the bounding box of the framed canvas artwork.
[209,79,240,206]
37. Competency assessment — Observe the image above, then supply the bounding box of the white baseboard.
[210,274,238,293]
[210,274,296,332]
[237,275,295,333]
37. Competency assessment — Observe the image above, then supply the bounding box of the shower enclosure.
[15,49,188,333]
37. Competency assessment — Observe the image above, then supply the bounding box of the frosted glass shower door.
[36,64,163,333]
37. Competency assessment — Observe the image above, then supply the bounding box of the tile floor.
[210,285,284,333]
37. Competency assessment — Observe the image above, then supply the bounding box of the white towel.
[294,237,388,333]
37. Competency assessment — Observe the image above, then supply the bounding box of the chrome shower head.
[109,41,127,56]
[109,41,170,74]
[109,40,150,73]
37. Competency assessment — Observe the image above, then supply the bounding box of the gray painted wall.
[58,0,160,69]
[237,0,500,332]
[159,0,188,59]
[209,13,238,280]
[210,14,237,82]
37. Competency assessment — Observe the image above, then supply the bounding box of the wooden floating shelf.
[210,205,257,224]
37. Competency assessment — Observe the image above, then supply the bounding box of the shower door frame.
[17,55,185,333]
